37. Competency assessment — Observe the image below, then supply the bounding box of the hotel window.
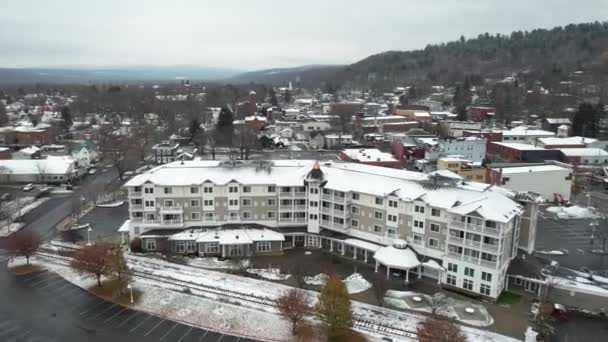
[203,186,213,193]
[281,187,292,193]
[413,234,423,244]
[144,200,155,207]
[309,214,318,220]
[387,228,396,238]
[164,200,174,207]
[205,243,219,254]
[388,200,398,208]
[309,188,318,194]
[190,186,199,194]
[463,279,474,291]
[145,239,156,251]
[482,272,492,282]
[242,199,252,206]
[428,238,439,248]
[267,199,277,206]
[373,225,382,233]
[387,214,397,222]
[448,263,458,273]
[203,200,213,206]
[164,187,172,194]
[144,187,154,194]
[242,186,251,193]
[186,241,196,253]
[190,212,201,220]
[374,211,383,220]
[431,208,441,217]
[352,192,360,200]
[229,199,239,206]
[175,242,185,253]
[415,205,425,213]
[430,223,440,233]
[190,200,200,207]
[414,220,424,229]
[257,242,271,253]
[268,186,276,193]
[309,201,318,207]
[464,267,475,277]
[229,212,238,219]
[242,211,252,219]
[351,219,359,228]
[204,212,214,220]
[447,274,456,286]
[229,186,238,193]
[267,211,277,219]
[351,206,359,214]
[375,197,384,205]
[480,284,491,296]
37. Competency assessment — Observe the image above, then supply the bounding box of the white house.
[325,134,353,149]
[424,137,487,163]
[70,141,98,168]
[491,164,572,201]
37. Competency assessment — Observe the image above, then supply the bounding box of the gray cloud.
[0,0,607,69]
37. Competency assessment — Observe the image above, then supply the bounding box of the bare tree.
[107,244,129,294]
[97,125,130,181]
[291,261,306,289]
[70,242,112,286]
[429,292,449,316]
[35,161,47,184]
[416,317,467,342]
[372,272,389,306]
[275,288,313,335]
[4,230,42,265]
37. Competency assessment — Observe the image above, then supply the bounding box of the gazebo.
[374,239,421,283]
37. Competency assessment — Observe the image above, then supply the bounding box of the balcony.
[321,207,332,214]
[321,219,332,227]
[464,239,481,248]
[204,216,215,222]
[162,219,183,226]
[484,227,500,236]
[467,223,484,233]
[447,251,463,259]
[448,236,464,244]
[482,243,499,252]
[130,204,143,210]
[294,218,307,224]
[130,191,142,197]
[480,259,498,268]
[131,217,143,223]
[279,217,294,223]
[294,191,307,197]
[160,205,183,213]
[322,194,332,201]
[293,205,306,211]
[462,255,479,263]
[279,204,293,210]
[449,220,465,228]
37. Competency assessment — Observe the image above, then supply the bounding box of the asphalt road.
[0,256,256,342]
[553,314,608,342]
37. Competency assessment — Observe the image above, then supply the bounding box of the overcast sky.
[1,0,607,71]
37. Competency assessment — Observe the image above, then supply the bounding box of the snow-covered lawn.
[0,197,49,237]
[344,273,372,294]
[186,257,249,270]
[546,205,596,219]
[247,268,291,281]
[0,222,25,237]
[33,245,520,342]
[96,200,125,208]
[304,273,329,286]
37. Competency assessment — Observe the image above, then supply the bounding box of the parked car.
[88,168,97,175]
[23,183,35,191]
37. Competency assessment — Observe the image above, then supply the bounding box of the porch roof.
[374,246,420,270]
[344,238,382,252]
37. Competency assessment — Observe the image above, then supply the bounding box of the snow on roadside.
[304,273,328,286]
[536,249,567,256]
[247,268,291,281]
[0,222,25,237]
[546,205,596,219]
[96,200,125,208]
[344,273,372,294]
[186,257,248,270]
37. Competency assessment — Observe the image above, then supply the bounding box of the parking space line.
[103,308,126,323]
[159,322,178,340]
[177,327,193,342]
[79,300,110,316]
[117,311,140,327]
[198,330,209,342]
[144,318,165,336]
[216,334,224,342]
[23,272,50,284]
[29,274,57,287]
[37,277,66,290]
[130,315,152,332]
[89,303,118,319]
[48,281,74,293]
[19,271,47,281]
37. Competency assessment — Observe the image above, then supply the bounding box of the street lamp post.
[86,226,93,246]
[127,284,133,303]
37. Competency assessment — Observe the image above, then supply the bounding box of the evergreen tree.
[0,102,8,126]
[188,118,201,141]
[61,105,73,131]
[572,102,603,138]
[268,88,279,107]
[215,106,234,146]
[316,274,352,339]
[284,89,292,104]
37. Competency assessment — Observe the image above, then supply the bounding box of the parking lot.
[6,270,255,342]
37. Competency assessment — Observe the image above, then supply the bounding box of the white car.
[88,169,97,175]
[23,183,35,191]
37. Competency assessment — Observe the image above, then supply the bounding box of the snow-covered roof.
[428,169,463,180]
[560,148,608,157]
[344,238,382,252]
[538,136,597,146]
[491,142,545,151]
[245,115,267,122]
[18,146,41,155]
[125,160,521,223]
[168,228,284,244]
[0,156,75,175]
[495,164,570,174]
[545,118,572,125]
[325,134,353,139]
[374,245,420,270]
[118,220,130,232]
[501,128,555,137]
[339,148,397,162]
[423,259,444,271]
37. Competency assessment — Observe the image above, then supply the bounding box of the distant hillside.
[333,21,608,89]
[228,65,344,87]
[0,65,241,84]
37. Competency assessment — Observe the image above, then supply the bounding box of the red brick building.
[0,147,11,160]
[467,106,496,121]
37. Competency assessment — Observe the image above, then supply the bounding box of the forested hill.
[332,22,608,89]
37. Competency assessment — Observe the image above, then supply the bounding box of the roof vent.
[235,235,239,239]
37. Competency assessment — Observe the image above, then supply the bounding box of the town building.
[0,156,77,184]
[324,134,353,149]
[500,127,555,145]
[438,121,482,138]
[559,148,608,165]
[424,137,486,163]
[152,141,180,165]
[487,142,561,163]
[12,146,41,159]
[466,106,496,121]
[14,124,54,146]
[337,148,401,168]
[302,121,331,132]
[124,160,526,299]
[536,136,596,149]
[69,140,98,168]
[489,164,572,201]
[0,147,10,160]
[436,157,487,182]
[541,118,572,133]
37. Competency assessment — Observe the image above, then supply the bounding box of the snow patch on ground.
[247,268,291,281]
[96,200,125,208]
[546,205,596,219]
[186,257,249,270]
[344,273,372,294]
[536,249,567,256]
[304,273,329,286]
[0,197,49,237]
